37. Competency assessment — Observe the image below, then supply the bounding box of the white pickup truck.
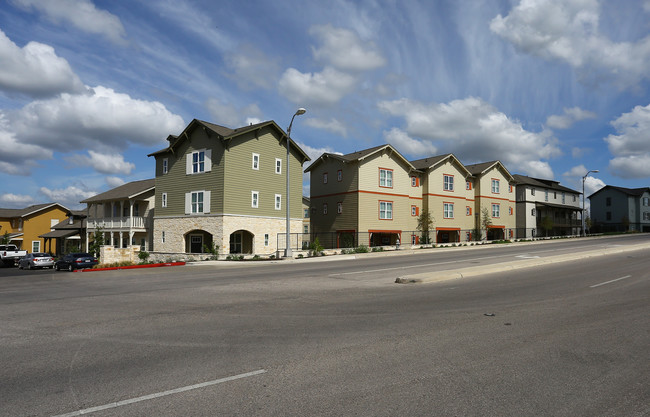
[0,244,28,266]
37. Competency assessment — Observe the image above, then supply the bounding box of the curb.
[80,261,186,272]
[395,242,650,284]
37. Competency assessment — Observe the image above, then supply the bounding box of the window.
[509,207,513,215]
[532,208,536,216]
[644,197,650,206]
[275,158,282,174]
[606,211,612,220]
[192,151,205,173]
[162,158,168,174]
[606,197,611,206]
[545,190,549,202]
[304,208,309,218]
[554,192,557,199]
[531,188,536,196]
[191,191,204,213]
[32,241,40,253]
[323,172,328,184]
[466,206,472,216]
[251,191,259,208]
[466,181,472,190]
[186,149,211,175]
[443,203,454,218]
[379,168,393,188]
[162,193,167,208]
[379,201,393,219]
[304,225,309,233]
[562,192,565,204]
[491,179,500,194]
[643,212,650,220]
[323,203,328,215]
[275,194,281,210]
[411,205,418,216]
[161,231,165,243]
[573,195,576,202]
[492,203,500,218]
[252,153,260,170]
[337,202,343,214]
[264,234,269,246]
[444,174,454,191]
[509,185,513,193]
[337,170,342,182]
[412,176,419,187]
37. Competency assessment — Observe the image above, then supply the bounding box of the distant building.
[589,185,650,233]
[513,175,581,238]
[0,203,71,254]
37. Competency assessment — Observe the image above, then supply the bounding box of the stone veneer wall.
[153,216,224,253]
[222,215,303,256]
[100,245,140,264]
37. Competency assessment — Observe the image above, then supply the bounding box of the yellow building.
[0,203,71,255]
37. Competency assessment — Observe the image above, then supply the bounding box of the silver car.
[18,253,55,270]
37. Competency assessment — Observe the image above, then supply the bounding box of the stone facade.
[100,245,140,264]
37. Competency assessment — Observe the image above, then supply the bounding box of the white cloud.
[584,175,606,198]
[490,0,650,89]
[0,29,86,97]
[0,114,52,175]
[105,176,125,188]
[10,0,127,44]
[297,142,342,162]
[304,117,348,137]
[605,103,650,178]
[279,67,357,106]
[205,98,262,127]
[378,97,560,176]
[224,44,280,90]
[309,24,386,72]
[0,193,35,207]
[39,185,97,207]
[65,151,135,175]
[9,85,185,152]
[383,127,437,157]
[546,107,597,129]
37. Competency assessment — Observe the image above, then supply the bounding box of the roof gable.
[465,160,515,182]
[305,144,420,173]
[0,203,70,219]
[410,153,472,177]
[80,179,155,203]
[589,185,650,199]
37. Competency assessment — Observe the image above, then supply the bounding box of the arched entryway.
[184,229,213,253]
[229,230,254,254]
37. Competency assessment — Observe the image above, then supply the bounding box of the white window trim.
[32,240,40,253]
[443,203,454,219]
[161,231,166,243]
[162,192,167,208]
[275,194,282,210]
[186,149,211,175]
[252,191,259,208]
[379,201,393,219]
[444,175,454,191]
[264,234,269,246]
[252,153,260,170]
[162,158,168,174]
[275,158,282,174]
[184,190,211,214]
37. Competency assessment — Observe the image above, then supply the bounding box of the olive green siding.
[424,160,475,230]
[222,126,304,219]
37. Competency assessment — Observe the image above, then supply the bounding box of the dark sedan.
[55,253,98,271]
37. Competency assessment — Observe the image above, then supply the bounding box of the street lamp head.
[295,108,306,116]
[592,169,599,173]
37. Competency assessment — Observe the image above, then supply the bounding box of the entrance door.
[190,235,203,253]
[230,232,242,253]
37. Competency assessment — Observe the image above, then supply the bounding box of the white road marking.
[515,254,540,259]
[51,369,267,417]
[590,275,632,288]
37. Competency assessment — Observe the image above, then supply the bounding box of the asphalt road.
[1,235,648,416]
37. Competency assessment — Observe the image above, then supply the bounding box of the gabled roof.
[465,160,515,182]
[0,203,71,219]
[588,185,650,199]
[305,144,420,173]
[410,153,472,177]
[148,119,311,164]
[80,179,155,203]
[513,174,580,194]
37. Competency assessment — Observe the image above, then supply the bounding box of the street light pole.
[582,169,599,236]
[285,108,306,258]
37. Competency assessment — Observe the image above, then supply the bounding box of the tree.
[416,210,435,244]
[88,228,105,259]
[480,207,492,240]
[541,216,554,237]
[585,216,592,234]
[621,215,630,232]
[0,231,9,245]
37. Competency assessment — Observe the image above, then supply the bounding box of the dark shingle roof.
[80,179,155,203]
[589,185,650,199]
[513,174,580,194]
[465,161,499,175]
[410,154,452,170]
[0,203,70,219]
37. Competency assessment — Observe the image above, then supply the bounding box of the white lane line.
[590,275,632,288]
[52,369,267,417]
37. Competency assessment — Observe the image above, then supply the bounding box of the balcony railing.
[87,216,147,230]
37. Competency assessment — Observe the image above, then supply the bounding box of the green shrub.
[354,245,370,253]
[137,251,150,264]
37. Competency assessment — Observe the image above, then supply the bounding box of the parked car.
[18,253,55,270]
[55,253,98,271]
[0,244,28,266]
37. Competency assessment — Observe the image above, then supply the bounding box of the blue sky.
[1,0,649,210]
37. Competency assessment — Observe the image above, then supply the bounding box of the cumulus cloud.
[297,142,342,161]
[10,0,127,44]
[65,151,135,175]
[0,193,35,207]
[378,97,560,177]
[39,185,97,208]
[605,103,650,178]
[105,176,126,188]
[0,29,86,97]
[0,114,52,175]
[310,24,386,72]
[205,98,262,127]
[304,117,348,137]
[224,44,281,90]
[546,107,597,129]
[279,67,357,106]
[384,128,437,157]
[490,0,650,89]
[8,85,185,152]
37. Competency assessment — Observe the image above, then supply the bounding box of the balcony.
[87,216,147,230]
